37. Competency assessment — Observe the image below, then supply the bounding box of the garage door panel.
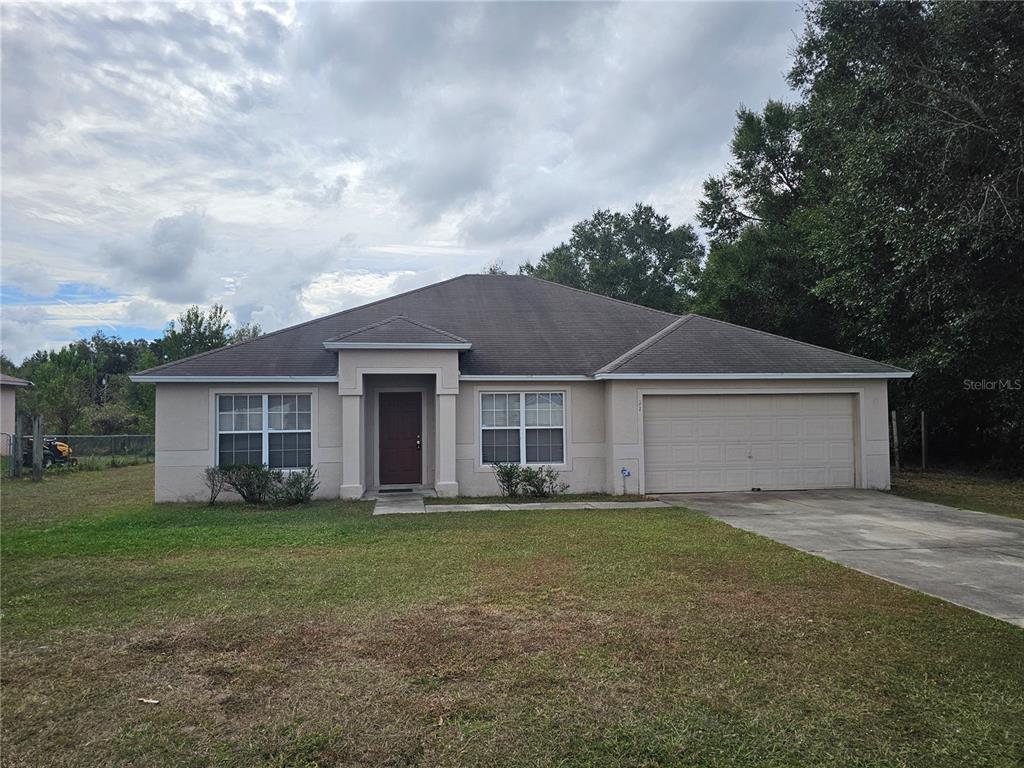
[644,394,855,493]
[723,420,750,439]
[804,418,826,436]
[778,442,802,462]
[829,468,855,485]
[777,418,802,438]
[671,420,698,439]
[698,444,724,463]
[724,444,750,463]
[698,420,723,438]
[801,442,828,461]
[830,442,853,461]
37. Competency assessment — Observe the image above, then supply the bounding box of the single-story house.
[131,274,911,502]
[0,373,32,455]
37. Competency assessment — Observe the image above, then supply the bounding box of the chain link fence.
[3,434,154,477]
[45,434,155,459]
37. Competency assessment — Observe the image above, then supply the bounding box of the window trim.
[479,391,566,466]
[215,393,313,470]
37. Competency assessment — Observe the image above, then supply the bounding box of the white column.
[435,392,458,497]
[339,394,364,499]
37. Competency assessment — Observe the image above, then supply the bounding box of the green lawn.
[2,465,1022,767]
[891,469,1024,520]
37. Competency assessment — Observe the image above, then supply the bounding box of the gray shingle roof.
[325,316,470,346]
[596,314,907,376]
[133,274,908,379]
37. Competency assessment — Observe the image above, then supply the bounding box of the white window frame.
[479,391,566,466]
[216,393,312,471]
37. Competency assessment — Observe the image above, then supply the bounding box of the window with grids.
[481,392,564,465]
[217,394,312,469]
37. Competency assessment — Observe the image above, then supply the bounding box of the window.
[217,394,312,469]
[481,392,564,465]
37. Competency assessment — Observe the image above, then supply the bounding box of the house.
[130,275,911,502]
[0,373,32,455]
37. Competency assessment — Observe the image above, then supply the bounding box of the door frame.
[374,388,428,489]
[636,387,867,494]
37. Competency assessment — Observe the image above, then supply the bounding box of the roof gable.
[324,316,470,348]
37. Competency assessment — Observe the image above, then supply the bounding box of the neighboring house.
[0,373,32,455]
[130,275,911,502]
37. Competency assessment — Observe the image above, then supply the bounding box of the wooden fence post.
[890,410,900,472]
[31,415,43,482]
[920,411,927,471]
[12,417,23,478]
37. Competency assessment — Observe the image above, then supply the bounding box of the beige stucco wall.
[602,378,892,493]
[337,349,460,395]
[152,373,893,501]
[1,387,16,455]
[455,380,607,496]
[154,382,343,502]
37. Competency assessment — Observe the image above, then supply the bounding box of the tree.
[520,204,704,313]
[788,0,1024,464]
[230,322,263,344]
[483,260,508,275]
[156,305,233,362]
[154,304,261,363]
[20,344,96,434]
[693,101,838,346]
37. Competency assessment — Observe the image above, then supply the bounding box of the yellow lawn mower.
[22,438,76,469]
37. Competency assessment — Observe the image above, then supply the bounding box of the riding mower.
[21,437,76,469]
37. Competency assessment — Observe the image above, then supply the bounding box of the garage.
[642,393,856,493]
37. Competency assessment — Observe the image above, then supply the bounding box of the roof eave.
[594,371,913,380]
[129,375,339,383]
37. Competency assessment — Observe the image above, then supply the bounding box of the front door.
[379,392,422,485]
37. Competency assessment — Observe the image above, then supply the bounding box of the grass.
[2,465,1022,767]
[891,468,1024,520]
[425,492,649,505]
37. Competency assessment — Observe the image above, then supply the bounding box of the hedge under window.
[481,392,564,465]
[217,394,312,469]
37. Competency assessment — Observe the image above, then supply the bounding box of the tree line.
[2,306,259,435]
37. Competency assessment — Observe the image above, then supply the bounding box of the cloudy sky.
[1,1,800,363]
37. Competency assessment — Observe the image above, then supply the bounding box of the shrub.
[269,468,320,505]
[201,466,226,506]
[520,465,569,497]
[492,461,522,497]
[220,464,282,504]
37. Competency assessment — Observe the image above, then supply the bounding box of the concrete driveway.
[658,489,1024,627]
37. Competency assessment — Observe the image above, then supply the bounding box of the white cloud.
[1,1,800,358]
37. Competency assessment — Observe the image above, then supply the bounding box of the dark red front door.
[379,392,422,485]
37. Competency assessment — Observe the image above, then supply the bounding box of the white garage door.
[643,393,855,493]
